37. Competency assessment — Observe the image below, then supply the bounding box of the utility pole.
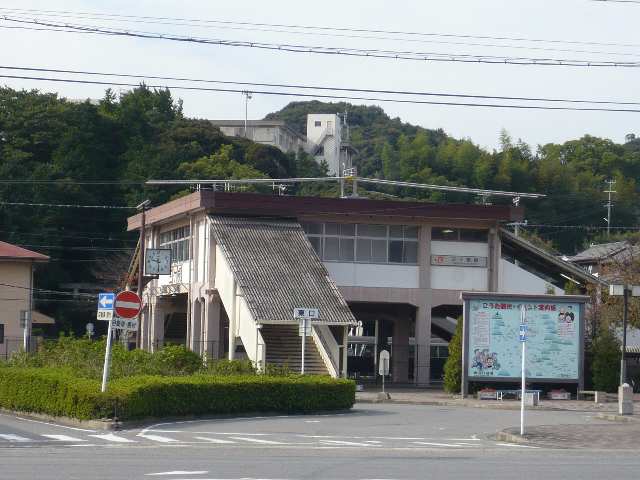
[136,199,150,349]
[243,91,252,138]
[513,196,521,237]
[604,179,616,238]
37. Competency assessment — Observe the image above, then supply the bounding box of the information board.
[466,298,581,380]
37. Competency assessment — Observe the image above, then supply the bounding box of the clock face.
[145,249,172,275]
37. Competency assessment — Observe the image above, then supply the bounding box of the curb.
[596,412,640,423]
[0,408,118,431]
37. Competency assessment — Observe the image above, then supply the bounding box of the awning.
[210,216,356,325]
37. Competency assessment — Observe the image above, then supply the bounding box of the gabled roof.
[210,216,356,325]
[500,228,607,287]
[569,241,630,263]
[0,241,49,261]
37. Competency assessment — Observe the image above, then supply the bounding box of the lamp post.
[609,284,640,385]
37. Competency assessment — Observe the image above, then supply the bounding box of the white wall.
[430,241,489,291]
[499,259,565,295]
[325,262,419,289]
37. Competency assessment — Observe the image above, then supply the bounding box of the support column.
[190,299,202,354]
[150,297,166,352]
[342,326,348,378]
[139,305,150,350]
[414,304,431,386]
[392,317,410,383]
[204,297,222,359]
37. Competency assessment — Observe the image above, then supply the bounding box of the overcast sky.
[1,0,638,150]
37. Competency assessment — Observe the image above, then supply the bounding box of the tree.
[590,326,621,392]
[443,317,463,394]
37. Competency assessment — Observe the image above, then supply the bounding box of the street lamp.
[609,284,640,385]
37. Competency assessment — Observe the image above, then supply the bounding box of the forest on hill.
[1,86,639,329]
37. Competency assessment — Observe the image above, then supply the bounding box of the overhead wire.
[2,72,640,113]
[1,16,638,67]
[1,65,639,106]
[0,201,136,209]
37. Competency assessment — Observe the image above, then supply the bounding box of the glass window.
[159,226,191,263]
[356,238,372,262]
[325,223,339,235]
[302,223,322,235]
[389,225,403,238]
[339,238,355,261]
[358,224,387,237]
[372,239,387,263]
[308,236,322,256]
[324,237,339,261]
[389,240,403,263]
[459,229,488,242]
[314,120,322,127]
[432,227,458,241]
[339,224,355,237]
[403,242,418,264]
[404,226,419,239]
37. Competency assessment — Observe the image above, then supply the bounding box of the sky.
[1,0,639,150]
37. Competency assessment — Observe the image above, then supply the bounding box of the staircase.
[261,324,329,375]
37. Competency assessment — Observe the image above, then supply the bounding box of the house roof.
[128,191,523,231]
[0,241,49,261]
[210,216,356,325]
[500,228,607,287]
[569,241,630,263]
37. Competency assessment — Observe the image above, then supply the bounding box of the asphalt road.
[0,404,638,480]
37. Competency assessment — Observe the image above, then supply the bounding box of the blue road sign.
[98,293,115,311]
[519,323,528,342]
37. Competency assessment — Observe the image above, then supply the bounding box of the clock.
[144,248,172,275]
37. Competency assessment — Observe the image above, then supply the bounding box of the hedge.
[0,367,355,420]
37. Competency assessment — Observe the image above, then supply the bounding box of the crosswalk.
[0,430,538,450]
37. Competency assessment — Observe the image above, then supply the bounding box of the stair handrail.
[312,324,339,377]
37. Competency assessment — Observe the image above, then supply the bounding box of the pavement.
[1,403,639,479]
[356,387,640,412]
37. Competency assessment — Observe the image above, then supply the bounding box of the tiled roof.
[210,216,356,325]
[569,241,629,263]
[0,241,49,261]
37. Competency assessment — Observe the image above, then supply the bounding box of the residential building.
[127,192,602,385]
[209,120,306,154]
[0,241,50,359]
[568,241,639,278]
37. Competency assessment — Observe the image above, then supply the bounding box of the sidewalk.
[356,387,640,413]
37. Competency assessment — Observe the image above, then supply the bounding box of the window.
[0,324,4,344]
[432,227,488,242]
[314,120,322,127]
[159,226,191,263]
[303,222,419,265]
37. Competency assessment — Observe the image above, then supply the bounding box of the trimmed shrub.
[150,345,203,375]
[204,359,256,376]
[0,367,355,420]
[443,317,463,393]
[591,327,621,393]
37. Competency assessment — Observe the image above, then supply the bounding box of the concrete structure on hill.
[0,241,51,359]
[127,192,604,385]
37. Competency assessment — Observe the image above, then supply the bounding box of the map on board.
[467,299,580,380]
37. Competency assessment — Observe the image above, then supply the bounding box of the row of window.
[431,228,488,242]
[303,223,419,265]
[159,226,191,263]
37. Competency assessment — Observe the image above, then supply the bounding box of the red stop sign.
[114,291,142,319]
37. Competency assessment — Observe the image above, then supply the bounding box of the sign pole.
[301,317,306,375]
[101,318,114,393]
[382,358,386,395]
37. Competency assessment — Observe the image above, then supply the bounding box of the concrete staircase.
[261,324,329,375]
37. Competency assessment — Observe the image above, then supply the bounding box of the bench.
[497,389,542,402]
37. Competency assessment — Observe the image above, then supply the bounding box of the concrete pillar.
[190,299,202,354]
[414,305,431,386]
[392,317,410,383]
[150,298,166,352]
[488,226,500,292]
[342,326,348,378]
[204,297,222,359]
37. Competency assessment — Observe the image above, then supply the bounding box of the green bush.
[204,359,256,376]
[443,317,463,394]
[151,345,203,375]
[591,327,621,392]
[0,367,355,420]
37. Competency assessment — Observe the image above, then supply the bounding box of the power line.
[524,223,640,230]
[0,281,97,297]
[1,9,638,59]
[0,179,144,185]
[2,65,639,106]
[3,73,640,113]
[0,201,135,209]
[2,16,638,68]
[1,6,638,49]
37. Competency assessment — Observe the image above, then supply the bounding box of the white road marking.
[496,443,540,449]
[305,420,320,423]
[41,434,85,442]
[145,472,208,476]
[448,438,482,441]
[413,442,468,447]
[89,433,136,443]
[194,437,236,444]
[320,440,380,447]
[139,434,180,443]
[184,432,271,436]
[0,414,96,432]
[300,435,424,440]
[0,434,32,442]
[229,437,286,445]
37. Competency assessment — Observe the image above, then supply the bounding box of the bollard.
[618,383,634,416]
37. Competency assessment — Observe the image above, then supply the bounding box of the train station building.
[127,191,600,385]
